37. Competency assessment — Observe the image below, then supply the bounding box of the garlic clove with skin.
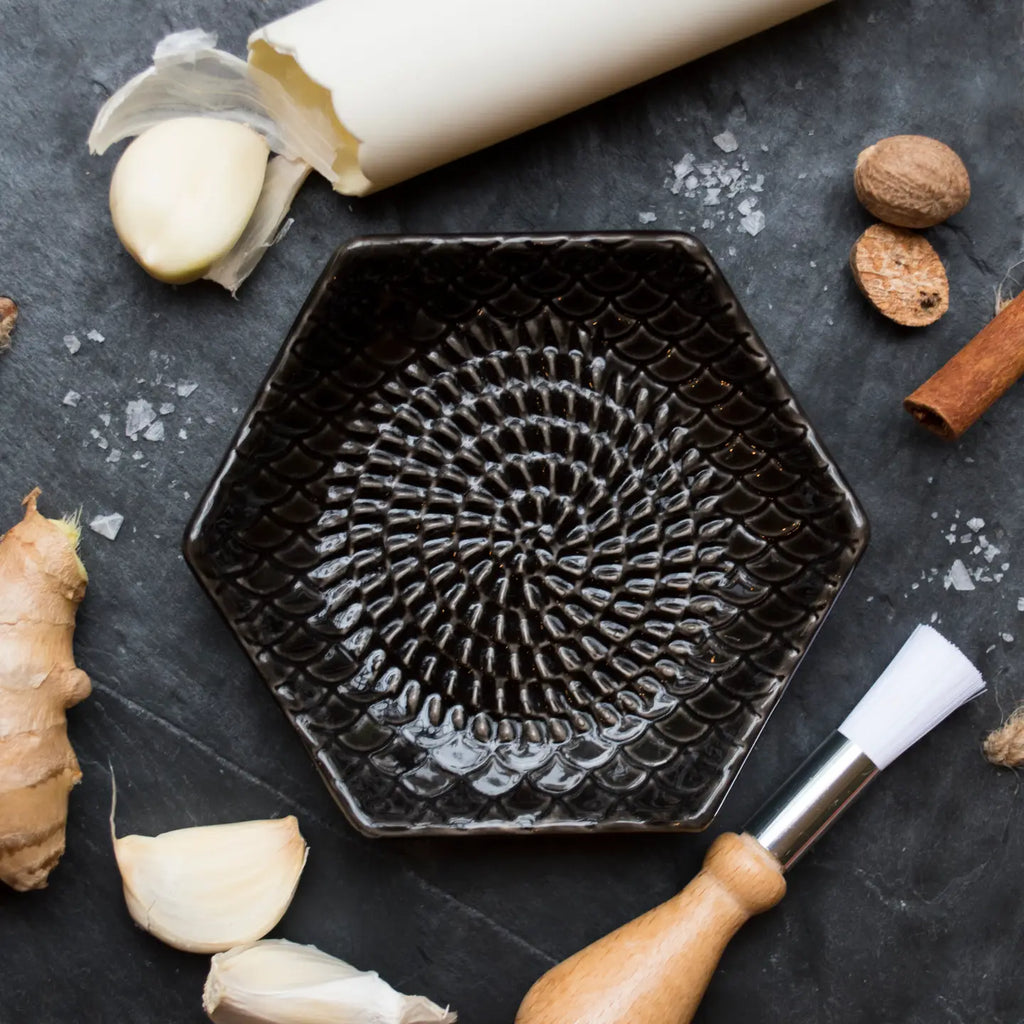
[109,116,269,283]
[203,939,457,1024]
[114,816,307,953]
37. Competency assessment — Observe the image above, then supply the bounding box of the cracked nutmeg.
[0,297,17,352]
[850,223,949,327]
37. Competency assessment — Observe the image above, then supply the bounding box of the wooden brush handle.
[515,833,786,1024]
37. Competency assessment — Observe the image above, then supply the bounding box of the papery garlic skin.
[89,30,322,292]
[114,817,307,953]
[203,939,457,1024]
[205,154,311,295]
[110,117,270,284]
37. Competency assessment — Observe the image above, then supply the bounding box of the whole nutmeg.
[854,135,970,228]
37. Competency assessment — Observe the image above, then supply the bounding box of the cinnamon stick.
[904,289,1024,439]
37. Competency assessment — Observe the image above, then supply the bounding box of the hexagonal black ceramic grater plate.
[184,234,868,837]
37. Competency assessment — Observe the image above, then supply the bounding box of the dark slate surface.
[1,0,1021,1021]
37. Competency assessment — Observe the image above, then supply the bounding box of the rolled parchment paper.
[904,290,1024,440]
[249,0,834,196]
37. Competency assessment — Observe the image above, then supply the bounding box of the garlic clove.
[202,939,457,1024]
[114,816,307,953]
[109,117,269,283]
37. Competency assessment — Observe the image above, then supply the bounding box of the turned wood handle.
[515,833,786,1024]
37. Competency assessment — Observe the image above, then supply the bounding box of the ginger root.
[0,296,17,352]
[0,489,90,890]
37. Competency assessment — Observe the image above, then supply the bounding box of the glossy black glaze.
[185,234,868,835]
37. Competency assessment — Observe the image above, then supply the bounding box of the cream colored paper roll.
[249,0,833,196]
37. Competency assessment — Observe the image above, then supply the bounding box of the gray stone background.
[1,0,1022,1021]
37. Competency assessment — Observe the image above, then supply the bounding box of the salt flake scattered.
[159,402,176,416]
[1002,633,1015,643]
[673,154,694,179]
[966,517,985,532]
[89,512,124,541]
[176,381,198,398]
[944,559,975,592]
[63,334,81,354]
[713,131,738,153]
[143,420,166,442]
[739,210,766,237]
[125,399,156,439]
[86,329,105,343]
[637,211,657,225]
[62,390,82,407]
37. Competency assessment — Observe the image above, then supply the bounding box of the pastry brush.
[515,624,984,1024]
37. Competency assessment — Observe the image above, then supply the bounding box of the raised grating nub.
[314,316,740,736]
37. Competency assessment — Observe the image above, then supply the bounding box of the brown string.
[983,706,1024,767]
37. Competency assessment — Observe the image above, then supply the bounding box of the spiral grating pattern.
[185,234,868,836]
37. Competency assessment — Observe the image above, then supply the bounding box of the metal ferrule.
[745,732,878,873]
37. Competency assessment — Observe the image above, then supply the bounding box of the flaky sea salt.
[89,512,124,541]
[713,130,738,153]
[125,399,156,439]
[62,390,82,407]
[99,412,111,427]
[159,402,175,415]
[1002,633,1015,643]
[945,559,975,592]
[86,329,105,343]
[637,211,657,224]
[666,149,765,231]
[176,381,198,398]
[739,210,766,237]
[63,334,81,354]
[967,517,985,532]
[672,154,694,180]
[143,420,165,442]
[106,449,121,464]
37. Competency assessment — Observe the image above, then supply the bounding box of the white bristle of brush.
[838,624,984,770]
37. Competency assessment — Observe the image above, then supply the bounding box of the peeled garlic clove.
[109,117,269,283]
[203,939,457,1024]
[114,816,307,953]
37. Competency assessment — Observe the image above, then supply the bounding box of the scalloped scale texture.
[185,233,868,836]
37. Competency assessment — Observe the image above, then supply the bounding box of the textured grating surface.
[185,234,868,835]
